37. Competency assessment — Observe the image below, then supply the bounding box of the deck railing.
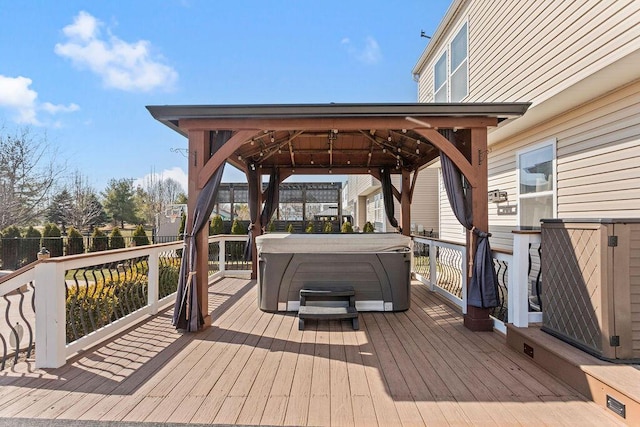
[411,231,542,331]
[412,236,468,313]
[0,263,36,370]
[1,235,252,369]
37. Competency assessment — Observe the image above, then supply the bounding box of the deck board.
[0,278,627,426]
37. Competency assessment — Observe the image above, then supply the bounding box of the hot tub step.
[299,286,359,330]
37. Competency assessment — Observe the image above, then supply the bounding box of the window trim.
[516,138,557,227]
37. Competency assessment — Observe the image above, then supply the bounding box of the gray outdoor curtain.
[380,167,400,231]
[244,168,280,261]
[173,130,232,331]
[440,145,500,309]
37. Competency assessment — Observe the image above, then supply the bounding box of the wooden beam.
[179,116,498,132]
[197,130,258,189]
[409,169,419,204]
[412,128,477,188]
[187,130,211,329]
[401,169,411,236]
[464,127,493,332]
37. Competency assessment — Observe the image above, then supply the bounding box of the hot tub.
[256,233,412,312]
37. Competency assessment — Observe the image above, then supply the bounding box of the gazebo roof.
[147,103,529,178]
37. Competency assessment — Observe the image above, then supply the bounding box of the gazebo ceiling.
[147,103,530,175]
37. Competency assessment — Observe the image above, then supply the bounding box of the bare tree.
[135,173,185,226]
[0,127,61,229]
[66,171,108,232]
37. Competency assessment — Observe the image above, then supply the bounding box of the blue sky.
[0,1,451,192]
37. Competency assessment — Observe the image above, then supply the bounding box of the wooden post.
[401,169,411,236]
[187,130,212,329]
[464,127,493,331]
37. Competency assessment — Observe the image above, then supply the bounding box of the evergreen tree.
[89,228,108,252]
[210,215,223,235]
[109,227,125,250]
[323,221,333,233]
[286,223,294,233]
[363,221,375,233]
[66,226,85,255]
[1,226,22,269]
[305,222,314,233]
[341,221,354,233]
[23,226,42,264]
[41,223,63,257]
[132,225,150,246]
[102,178,138,228]
[230,219,246,235]
[46,189,73,233]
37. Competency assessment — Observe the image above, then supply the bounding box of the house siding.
[418,0,640,105]
[482,80,640,249]
[420,0,640,250]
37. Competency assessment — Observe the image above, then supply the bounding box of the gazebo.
[147,103,529,332]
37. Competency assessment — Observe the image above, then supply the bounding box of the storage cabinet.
[541,219,640,361]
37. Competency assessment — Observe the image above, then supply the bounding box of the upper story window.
[517,140,556,228]
[433,22,468,102]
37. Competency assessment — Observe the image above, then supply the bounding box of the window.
[432,22,468,102]
[434,52,447,102]
[517,140,556,228]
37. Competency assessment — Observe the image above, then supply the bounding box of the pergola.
[147,103,529,331]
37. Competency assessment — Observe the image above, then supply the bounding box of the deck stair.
[298,286,359,330]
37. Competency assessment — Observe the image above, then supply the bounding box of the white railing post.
[219,237,226,276]
[148,247,160,315]
[428,241,437,291]
[511,230,535,327]
[34,260,66,368]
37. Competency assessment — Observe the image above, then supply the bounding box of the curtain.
[244,167,280,261]
[173,130,232,331]
[379,167,399,230]
[440,149,500,309]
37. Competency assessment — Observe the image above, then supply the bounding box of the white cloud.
[0,75,79,125]
[55,11,178,92]
[341,36,382,65]
[41,102,80,114]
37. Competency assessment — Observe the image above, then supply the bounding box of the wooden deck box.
[541,219,640,361]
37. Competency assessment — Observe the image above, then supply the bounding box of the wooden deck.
[0,278,625,426]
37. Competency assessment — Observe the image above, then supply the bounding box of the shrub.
[210,215,223,235]
[66,227,85,255]
[1,226,22,269]
[132,225,150,246]
[267,221,276,232]
[109,227,125,249]
[159,260,181,298]
[90,228,109,252]
[286,223,294,233]
[363,221,375,233]
[341,221,354,233]
[66,280,118,343]
[41,223,63,257]
[23,226,42,264]
[323,221,333,233]
[305,222,314,233]
[230,219,246,235]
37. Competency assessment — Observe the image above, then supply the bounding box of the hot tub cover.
[256,233,411,254]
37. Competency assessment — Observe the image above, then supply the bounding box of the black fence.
[0,236,180,270]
